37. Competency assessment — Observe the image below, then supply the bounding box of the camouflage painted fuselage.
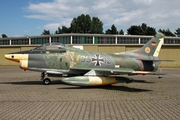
[21,44,159,76]
[5,33,164,86]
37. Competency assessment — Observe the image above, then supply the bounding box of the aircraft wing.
[87,68,134,76]
[70,67,165,76]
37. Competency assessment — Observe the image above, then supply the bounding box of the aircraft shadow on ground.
[0,80,64,85]
[103,85,152,92]
[0,78,154,85]
[58,78,154,92]
[0,79,153,92]
[133,79,155,84]
[59,85,152,92]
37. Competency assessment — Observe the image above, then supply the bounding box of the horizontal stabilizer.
[131,71,166,75]
[136,59,174,62]
[156,60,174,62]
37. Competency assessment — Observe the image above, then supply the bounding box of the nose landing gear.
[41,72,51,85]
[43,78,51,85]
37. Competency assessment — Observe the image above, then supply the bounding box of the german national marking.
[92,54,104,66]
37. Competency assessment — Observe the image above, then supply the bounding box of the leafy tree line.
[1,14,180,37]
[54,14,103,34]
[41,13,180,37]
[1,34,8,38]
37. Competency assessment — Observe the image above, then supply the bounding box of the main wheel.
[43,78,51,85]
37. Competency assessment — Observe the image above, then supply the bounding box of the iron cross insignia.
[92,54,104,66]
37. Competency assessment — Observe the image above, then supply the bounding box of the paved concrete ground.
[0,66,179,120]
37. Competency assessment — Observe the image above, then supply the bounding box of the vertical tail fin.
[140,32,164,57]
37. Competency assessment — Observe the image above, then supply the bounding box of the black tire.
[43,78,51,85]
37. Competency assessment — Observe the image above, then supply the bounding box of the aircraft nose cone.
[4,53,29,63]
[4,54,14,59]
[4,54,20,62]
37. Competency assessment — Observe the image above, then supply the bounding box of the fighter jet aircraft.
[5,33,165,86]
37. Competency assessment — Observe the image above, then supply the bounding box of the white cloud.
[24,0,180,32]
[25,15,52,20]
[43,23,60,31]
[43,18,72,31]
[132,0,153,5]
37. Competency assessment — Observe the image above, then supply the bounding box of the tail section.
[119,32,165,71]
[140,32,164,57]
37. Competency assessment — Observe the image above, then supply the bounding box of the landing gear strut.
[41,72,51,85]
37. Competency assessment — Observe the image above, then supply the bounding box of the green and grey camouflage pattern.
[5,33,166,86]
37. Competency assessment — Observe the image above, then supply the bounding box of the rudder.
[140,32,164,57]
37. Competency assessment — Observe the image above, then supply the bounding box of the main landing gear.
[41,72,51,85]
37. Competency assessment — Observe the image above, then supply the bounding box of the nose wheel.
[41,72,51,85]
[43,78,51,85]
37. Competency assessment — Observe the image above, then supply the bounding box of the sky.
[0,0,180,37]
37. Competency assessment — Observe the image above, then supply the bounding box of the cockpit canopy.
[7,42,67,54]
[33,42,65,51]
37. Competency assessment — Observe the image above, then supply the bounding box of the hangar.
[0,33,180,67]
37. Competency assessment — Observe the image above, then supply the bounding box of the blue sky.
[0,0,52,37]
[1,0,180,37]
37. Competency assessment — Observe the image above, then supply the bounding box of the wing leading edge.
[70,67,166,76]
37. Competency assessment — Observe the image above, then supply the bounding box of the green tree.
[105,29,112,34]
[70,18,80,33]
[111,24,118,34]
[158,29,175,37]
[70,14,91,33]
[105,24,118,34]
[119,29,124,35]
[70,14,103,34]
[174,28,180,37]
[42,29,50,35]
[1,34,8,38]
[140,23,147,33]
[55,27,62,34]
[145,27,156,35]
[127,25,142,35]
[127,23,156,35]
[91,17,103,34]
[61,26,71,33]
